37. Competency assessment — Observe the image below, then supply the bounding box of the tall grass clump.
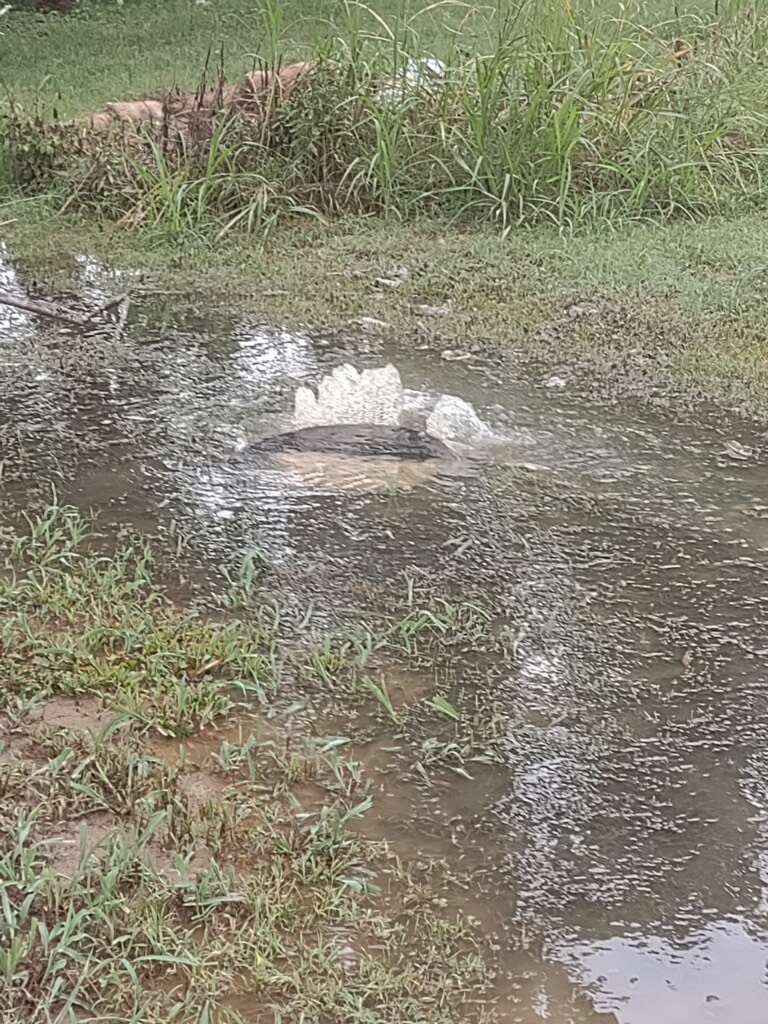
[3,0,768,235]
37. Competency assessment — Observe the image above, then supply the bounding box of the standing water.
[2,251,768,1023]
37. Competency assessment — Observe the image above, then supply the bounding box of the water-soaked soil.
[3,250,768,1023]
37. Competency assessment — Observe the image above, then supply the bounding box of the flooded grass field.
[2,248,768,1022]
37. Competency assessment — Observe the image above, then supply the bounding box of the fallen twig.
[114,295,131,339]
[0,292,87,327]
[87,292,129,319]
[0,289,133,334]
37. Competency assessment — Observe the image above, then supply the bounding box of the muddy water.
[3,251,768,1023]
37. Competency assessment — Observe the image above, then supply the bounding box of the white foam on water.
[294,363,404,428]
[292,363,492,444]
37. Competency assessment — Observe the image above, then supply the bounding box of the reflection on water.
[270,450,441,492]
[556,920,768,1024]
[3,251,768,1022]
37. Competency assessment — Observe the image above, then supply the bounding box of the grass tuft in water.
[0,503,273,733]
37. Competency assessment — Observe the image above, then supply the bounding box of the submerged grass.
[0,504,495,1023]
[4,0,768,234]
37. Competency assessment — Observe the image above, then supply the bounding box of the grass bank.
[4,0,768,231]
[0,503,496,1022]
[3,0,734,118]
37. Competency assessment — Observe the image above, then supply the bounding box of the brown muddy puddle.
[4,697,298,883]
[3,248,768,1022]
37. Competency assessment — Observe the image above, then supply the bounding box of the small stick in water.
[114,295,131,339]
[0,290,131,333]
[87,293,129,319]
[0,292,87,327]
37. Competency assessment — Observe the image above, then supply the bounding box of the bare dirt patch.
[46,811,117,877]
[47,811,214,880]
[40,695,114,735]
